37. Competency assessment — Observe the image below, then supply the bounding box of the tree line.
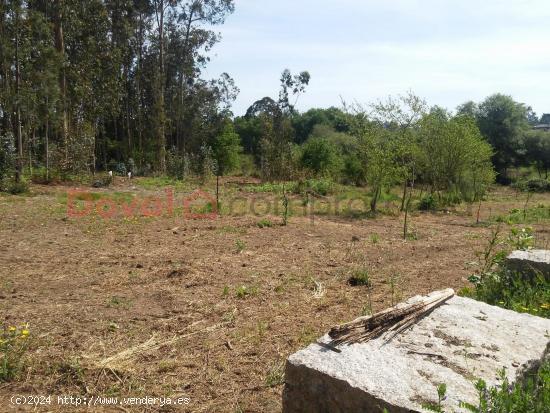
[1,1,549,201]
[1,0,237,185]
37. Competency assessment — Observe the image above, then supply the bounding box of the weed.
[108,296,132,309]
[361,303,372,317]
[388,273,402,306]
[461,268,550,318]
[348,268,371,287]
[235,285,257,299]
[222,285,230,297]
[455,362,550,413]
[235,239,246,253]
[257,218,273,228]
[1,324,30,382]
[157,359,178,374]
[222,308,237,324]
[423,383,447,412]
[508,226,535,250]
[310,277,326,299]
[2,179,29,195]
[370,233,380,244]
[107,322,119,332]
[495,204,550,225]
[265,361,285,388]
[256,321,269,340]
[405,226,418,241]
[297,327,318,346]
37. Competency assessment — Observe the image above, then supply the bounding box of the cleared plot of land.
[0,181,549,412]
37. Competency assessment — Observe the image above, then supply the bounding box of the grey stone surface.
[283,293,550,413]
[506,249,550,279]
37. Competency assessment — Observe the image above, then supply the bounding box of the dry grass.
[0,180,549,412]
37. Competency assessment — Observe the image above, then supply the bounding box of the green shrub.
[342,154,366,186]
[460,267,550,318]
[2,179,29,194]
[299,137,342,178]
[513,178,550,193]
[460,363,550,413]
[418,194,438,211]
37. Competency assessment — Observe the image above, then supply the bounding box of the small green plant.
[235,239,246,253]
[1,324,30,382]
[458,363,550,413]
[464,225,549,317]
[423,383,447,412]
[108,296,131,309]
[495,205,550,225]
[370,233,380,244]
[405,226,418,241]
[348,268,371,287]
[107,322,119,332]
[235,285,257,299]
[508,227,534,251]
[222,285,230,297]
[265,361,285,388]
[257,218,273,228]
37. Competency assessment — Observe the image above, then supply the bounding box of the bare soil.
[0,181,548,412]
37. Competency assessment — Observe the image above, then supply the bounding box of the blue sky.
[205,0,550,116]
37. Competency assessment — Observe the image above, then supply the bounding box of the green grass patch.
[495,204,550,224]
[460,268,550,318]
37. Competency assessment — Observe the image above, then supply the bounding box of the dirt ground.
[1,180,549,412]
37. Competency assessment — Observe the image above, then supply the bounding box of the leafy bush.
[166,149,190,179]
[92,174,112,188]
[418,194,438,211]
[461,266,550,318]
[460,223,549,317]
[2,178,29,194]
[525,179,550,193]
[342,154,366,186]
[299,137,342,178]
[460,363,550,413]
[425,363,550,413]
[513,179,550,193]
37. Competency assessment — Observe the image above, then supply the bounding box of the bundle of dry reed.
[329,288,455,346]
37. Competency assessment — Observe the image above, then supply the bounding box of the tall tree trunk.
[155,0,166,174]
[136,12,144,162]
[53,1,68,162]
[45,109,49,181]
[14,4,23,183]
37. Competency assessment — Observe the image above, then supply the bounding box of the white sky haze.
[206,0,550,116]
